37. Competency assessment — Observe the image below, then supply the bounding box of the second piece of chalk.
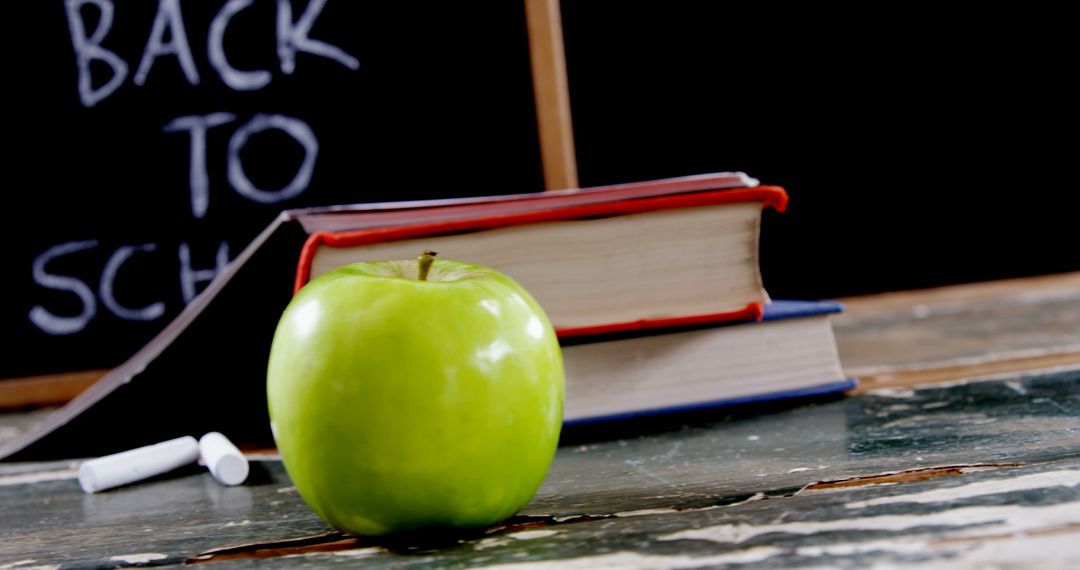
[199,431,249,486]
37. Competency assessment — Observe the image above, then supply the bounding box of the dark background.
[561,4,1078,299]
[4,2,1077,378]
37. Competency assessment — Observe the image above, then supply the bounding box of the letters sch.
[30,241,229,336]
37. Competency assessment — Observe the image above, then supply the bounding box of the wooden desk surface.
[2,273,1079,568]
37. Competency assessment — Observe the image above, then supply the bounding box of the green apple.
[267,252,564,535]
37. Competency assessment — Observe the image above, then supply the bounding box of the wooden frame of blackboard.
[526,0,579,190]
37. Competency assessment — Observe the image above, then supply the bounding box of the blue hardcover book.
[562,300,856,427]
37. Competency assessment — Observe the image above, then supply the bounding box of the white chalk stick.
[78,436,199,494]
[199,432,249,486]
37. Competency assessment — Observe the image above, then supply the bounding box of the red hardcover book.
[295,186,787,338]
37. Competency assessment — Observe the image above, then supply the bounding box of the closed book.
[562,300,856,425]
[296,185,787,337]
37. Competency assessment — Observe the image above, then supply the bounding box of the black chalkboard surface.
[560,4,1080,300]
[8,2,1079,384]
[6,1,542,378]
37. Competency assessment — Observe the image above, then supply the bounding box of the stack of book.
[292,172,855,427]
[0,172,853,460]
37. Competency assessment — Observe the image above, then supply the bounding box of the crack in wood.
[801,463,1024,492]
[184,513,617,563]
[185,531,358,563]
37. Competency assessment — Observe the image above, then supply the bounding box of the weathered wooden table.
[3,274,1079,568]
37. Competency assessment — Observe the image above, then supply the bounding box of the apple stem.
[418,250,438,281]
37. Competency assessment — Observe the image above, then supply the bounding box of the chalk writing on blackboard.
[65,0,358,107]
[34,0,360,337]
[163,113,319,219]
[30,239,231,336]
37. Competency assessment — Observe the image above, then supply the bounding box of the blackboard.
[5,1,542,378]
[7,2,1079,381]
